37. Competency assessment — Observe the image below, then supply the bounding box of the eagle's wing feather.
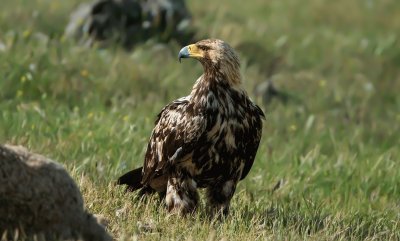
[241,103,265,180]
[142,96,206,186]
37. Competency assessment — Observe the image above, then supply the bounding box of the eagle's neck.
[190,68,245,113]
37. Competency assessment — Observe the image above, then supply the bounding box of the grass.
[1,0,400,240]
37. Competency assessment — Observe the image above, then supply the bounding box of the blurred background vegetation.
[0,0,399,240]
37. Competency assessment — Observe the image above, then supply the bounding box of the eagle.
[118,39,264,216]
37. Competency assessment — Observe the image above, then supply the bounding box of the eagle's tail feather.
[117,167,143,192]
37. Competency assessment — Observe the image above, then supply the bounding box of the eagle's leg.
[165,171,199,215]
[206,180,237,217]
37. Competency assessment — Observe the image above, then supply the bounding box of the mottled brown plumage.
[118,39,264,215]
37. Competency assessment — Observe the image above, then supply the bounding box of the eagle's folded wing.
[141,96,206,186]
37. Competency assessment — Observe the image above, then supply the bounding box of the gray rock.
[0,145,112,241]
[65,0,195,49]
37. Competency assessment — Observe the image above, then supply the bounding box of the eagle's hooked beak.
[178,44,203,63]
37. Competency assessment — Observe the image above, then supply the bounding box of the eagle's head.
[179,39,241,85]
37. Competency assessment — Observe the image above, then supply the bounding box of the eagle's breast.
[188,78,261,186]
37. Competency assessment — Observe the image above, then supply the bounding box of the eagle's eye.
[197,45,211,51]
